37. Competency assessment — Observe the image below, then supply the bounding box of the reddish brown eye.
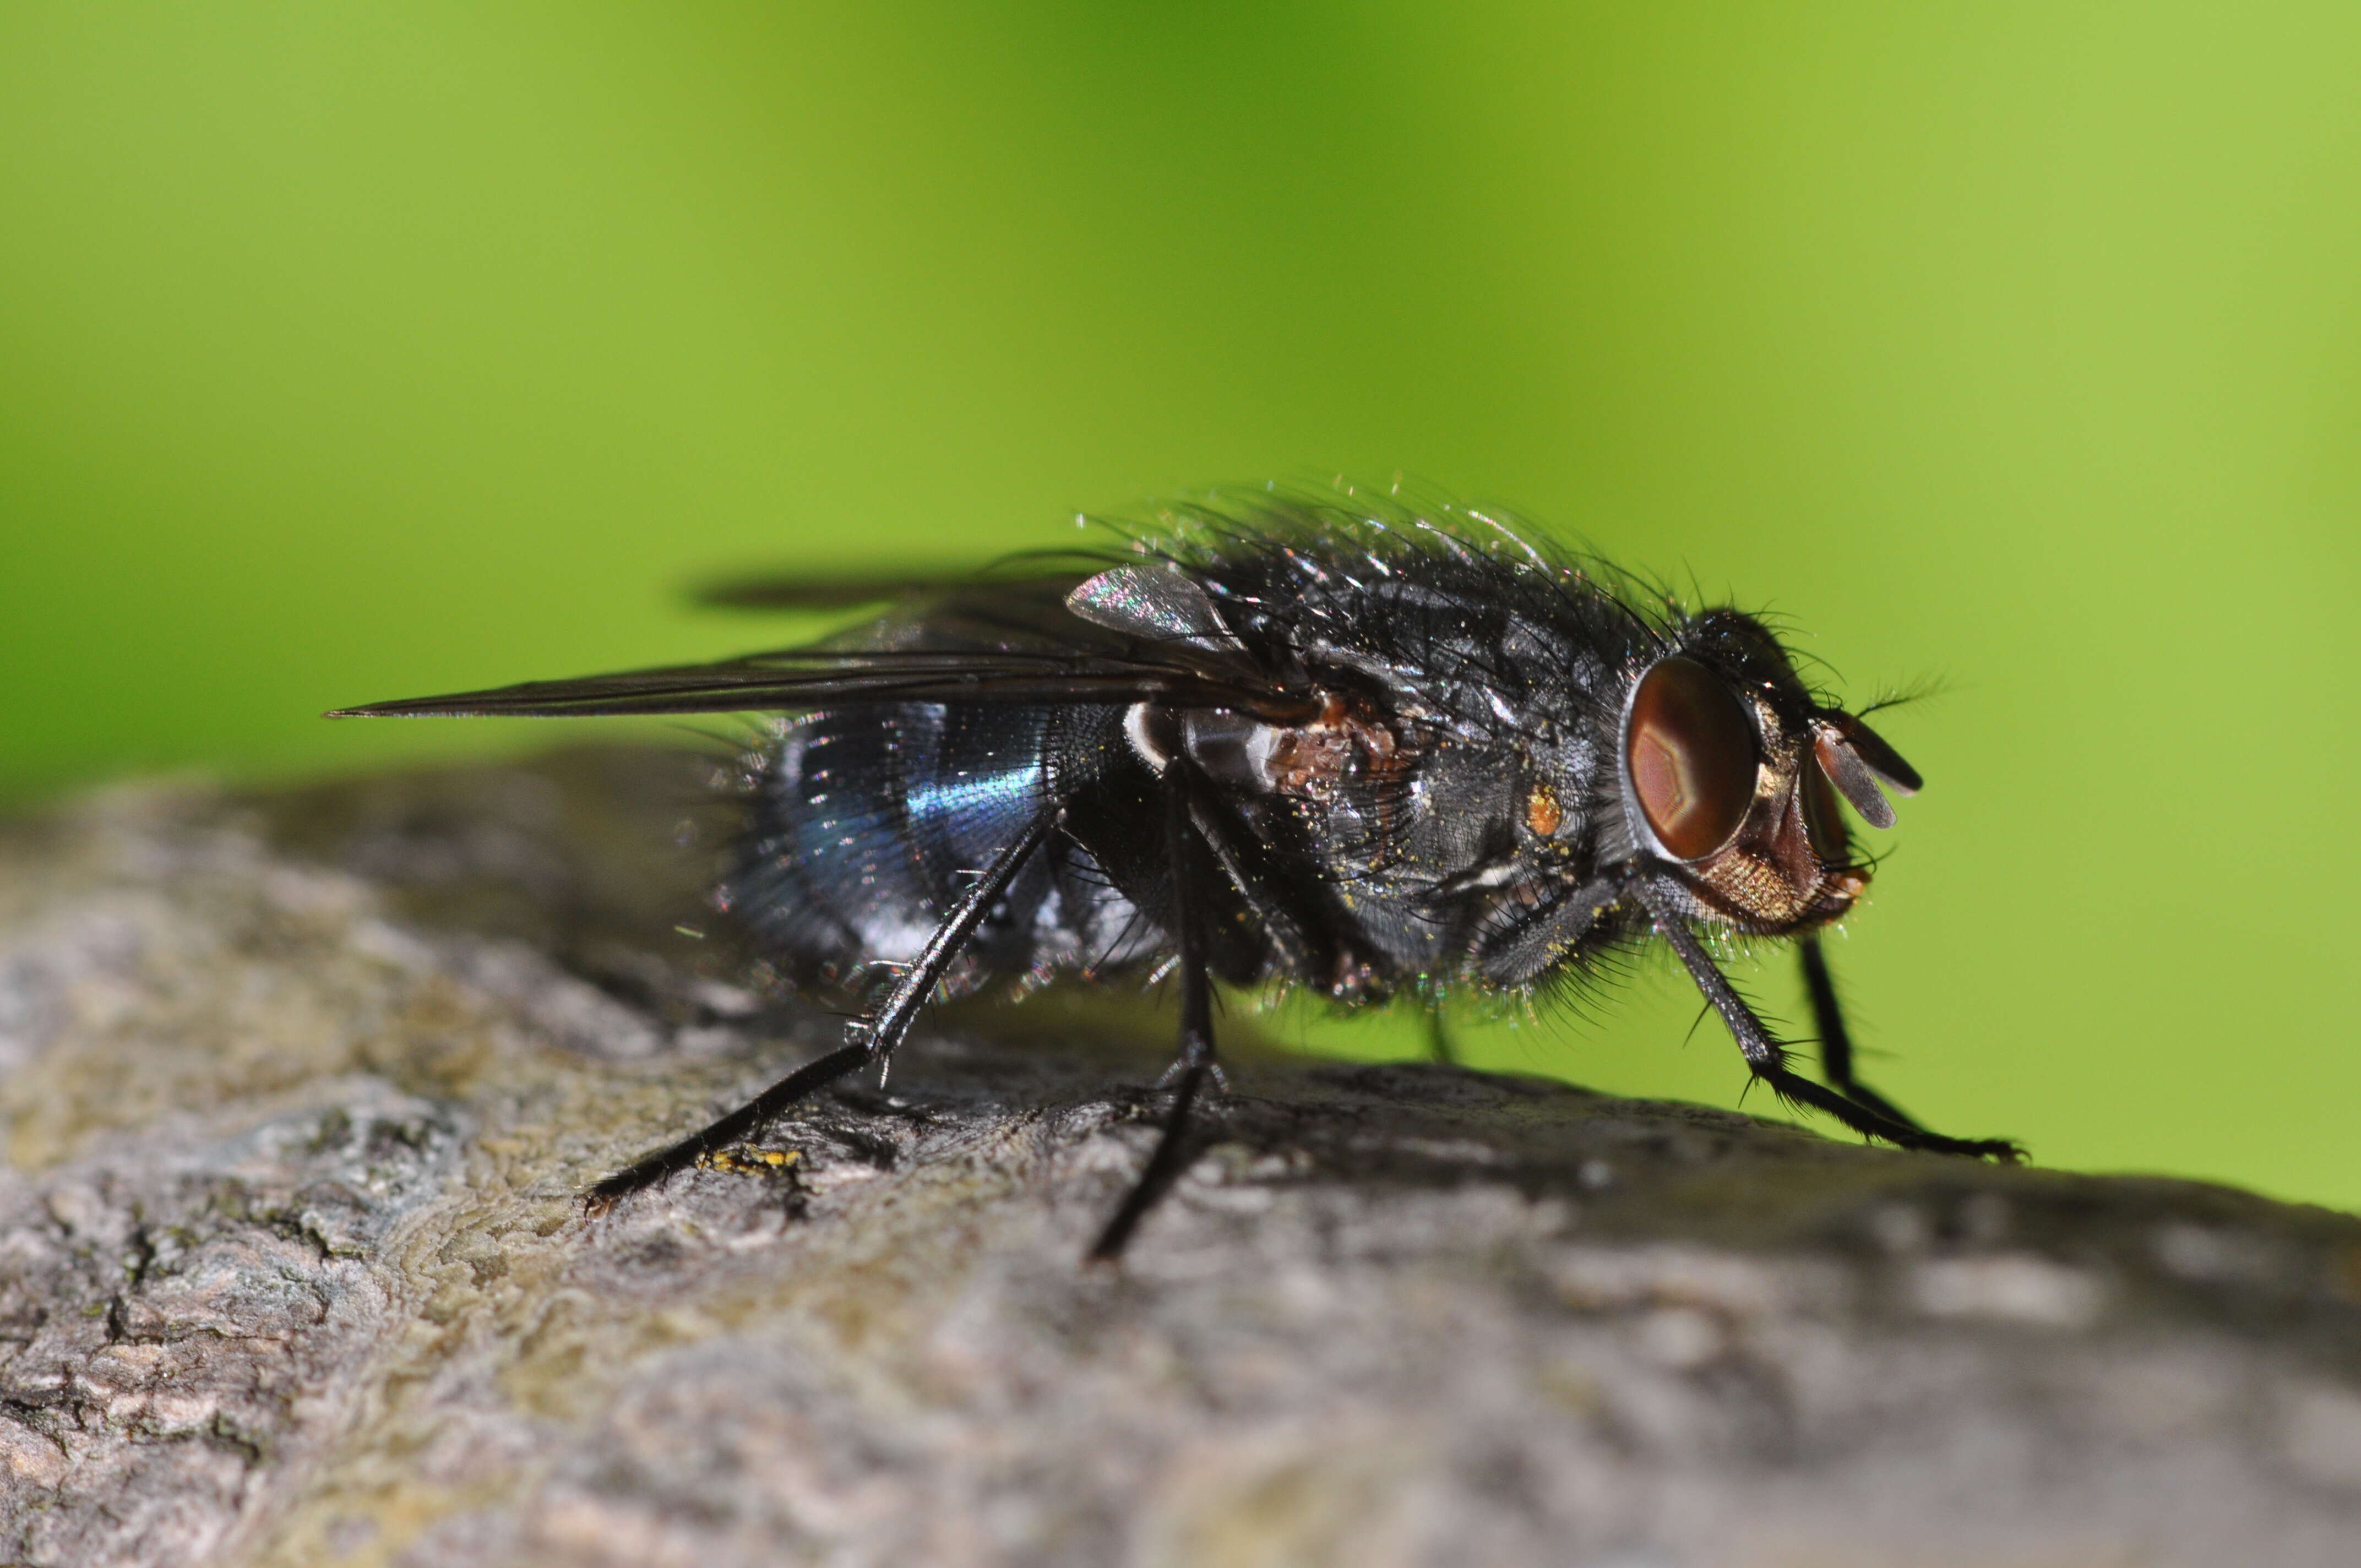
[1626,657,1758,861]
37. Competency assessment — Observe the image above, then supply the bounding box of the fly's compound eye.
[1626,656,1758,861]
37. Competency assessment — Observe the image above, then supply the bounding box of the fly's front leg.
[1633,879,2020,1161]
[1798,932,1921,1131]
[1089,771,1220,1262]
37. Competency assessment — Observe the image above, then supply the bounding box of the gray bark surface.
[1,747,2357,1566]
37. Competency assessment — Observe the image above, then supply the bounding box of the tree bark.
[2,748,2357,1566]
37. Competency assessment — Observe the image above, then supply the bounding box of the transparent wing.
[327,650,1309,718]
[687,548,1113,612]
[330,573,1309,720]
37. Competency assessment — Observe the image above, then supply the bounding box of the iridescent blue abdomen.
[726,700,1159,997]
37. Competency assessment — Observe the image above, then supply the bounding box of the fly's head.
[1613,611,1922,935]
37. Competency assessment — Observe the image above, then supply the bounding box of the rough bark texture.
[3,747,2359,1567]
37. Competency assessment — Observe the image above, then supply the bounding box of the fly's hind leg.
[585,810,1059,1214]
[1089,774,1221,1262]
[1798,932,1922,1131]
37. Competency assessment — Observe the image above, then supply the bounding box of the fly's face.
[1617,612,1922,934]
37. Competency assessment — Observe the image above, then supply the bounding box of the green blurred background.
[4,5,2357,1207]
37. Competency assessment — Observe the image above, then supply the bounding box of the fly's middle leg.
[1089,772,1221,1262]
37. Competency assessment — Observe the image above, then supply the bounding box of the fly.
[329,487,2020,1257]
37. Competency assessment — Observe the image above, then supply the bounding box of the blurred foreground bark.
[3,748,2359,1567]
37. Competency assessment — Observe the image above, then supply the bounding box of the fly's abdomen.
[726,702,1144,994]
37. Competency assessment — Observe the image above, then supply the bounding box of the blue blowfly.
[331,487,2019,1257]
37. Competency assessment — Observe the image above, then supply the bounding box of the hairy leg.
[1798,932,1922,1130]
[1634,880,2019,1161]
[585,809,1059,1213]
